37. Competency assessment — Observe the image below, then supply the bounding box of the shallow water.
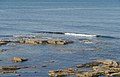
[0,0,120,77]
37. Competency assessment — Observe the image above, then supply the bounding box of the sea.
[0,0,120,77]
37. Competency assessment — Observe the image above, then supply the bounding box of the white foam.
[64,33,97,37]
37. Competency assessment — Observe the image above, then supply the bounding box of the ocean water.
[0,0,120,77]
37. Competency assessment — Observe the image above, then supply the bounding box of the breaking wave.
[33,31,120,39]
[64,33,97,37]
[64,33,120,39]
[34,31,97,37]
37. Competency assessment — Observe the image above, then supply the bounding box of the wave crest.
[65,33,97,37]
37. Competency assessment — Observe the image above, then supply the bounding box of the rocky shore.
[49,60,120,77]
[0,34,119,77]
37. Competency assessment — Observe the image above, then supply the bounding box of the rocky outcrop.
[0,39,73,46]
[0,66,36,74]
[48,60,120,77]
[16,39,73,45]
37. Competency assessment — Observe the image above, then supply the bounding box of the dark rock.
[42,65,47,67]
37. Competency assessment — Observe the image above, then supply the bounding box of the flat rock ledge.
[0,66,36,74]
[0,41,10,46]
[16,39,73,45]
[49,60,120,77]
[0,39,73,46]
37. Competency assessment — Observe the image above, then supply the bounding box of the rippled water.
[0,0,120,77]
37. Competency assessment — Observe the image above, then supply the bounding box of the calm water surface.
[0,0,120,77]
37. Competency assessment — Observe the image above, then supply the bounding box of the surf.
[64,33,97,37]
[33,31,120,39]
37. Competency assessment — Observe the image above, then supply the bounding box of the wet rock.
[15,74,21,76]
[16,40,39,44]
[47,40,73,45]
[16,39,73,45]
[0,41,10,46]
[76,62,100,68]
[96,59,119,67]
[0,57,28,63]
[0,70,16,74]
[76,60,119,68]
[0,65,35,74]
[48,68,77,77]
[11,57,28,63]
[49,60,120,77]
[0,66,20,70]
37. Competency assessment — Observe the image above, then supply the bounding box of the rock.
[96,60,119,67]
[109,72,120,76]
[76,62,100,68]
[16,40,47,44]
[49,60,120,77]
[0,70,16,74]
[0,66,20,70]
[16,39,73,45]
[48,68,77,77]
[0,41,10,46]
[0,65,36,74]
[67,68,76,72]
[11,57,28,63]
[17,40,39,44]
[15,74,21,76]
[47,40,73,45]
